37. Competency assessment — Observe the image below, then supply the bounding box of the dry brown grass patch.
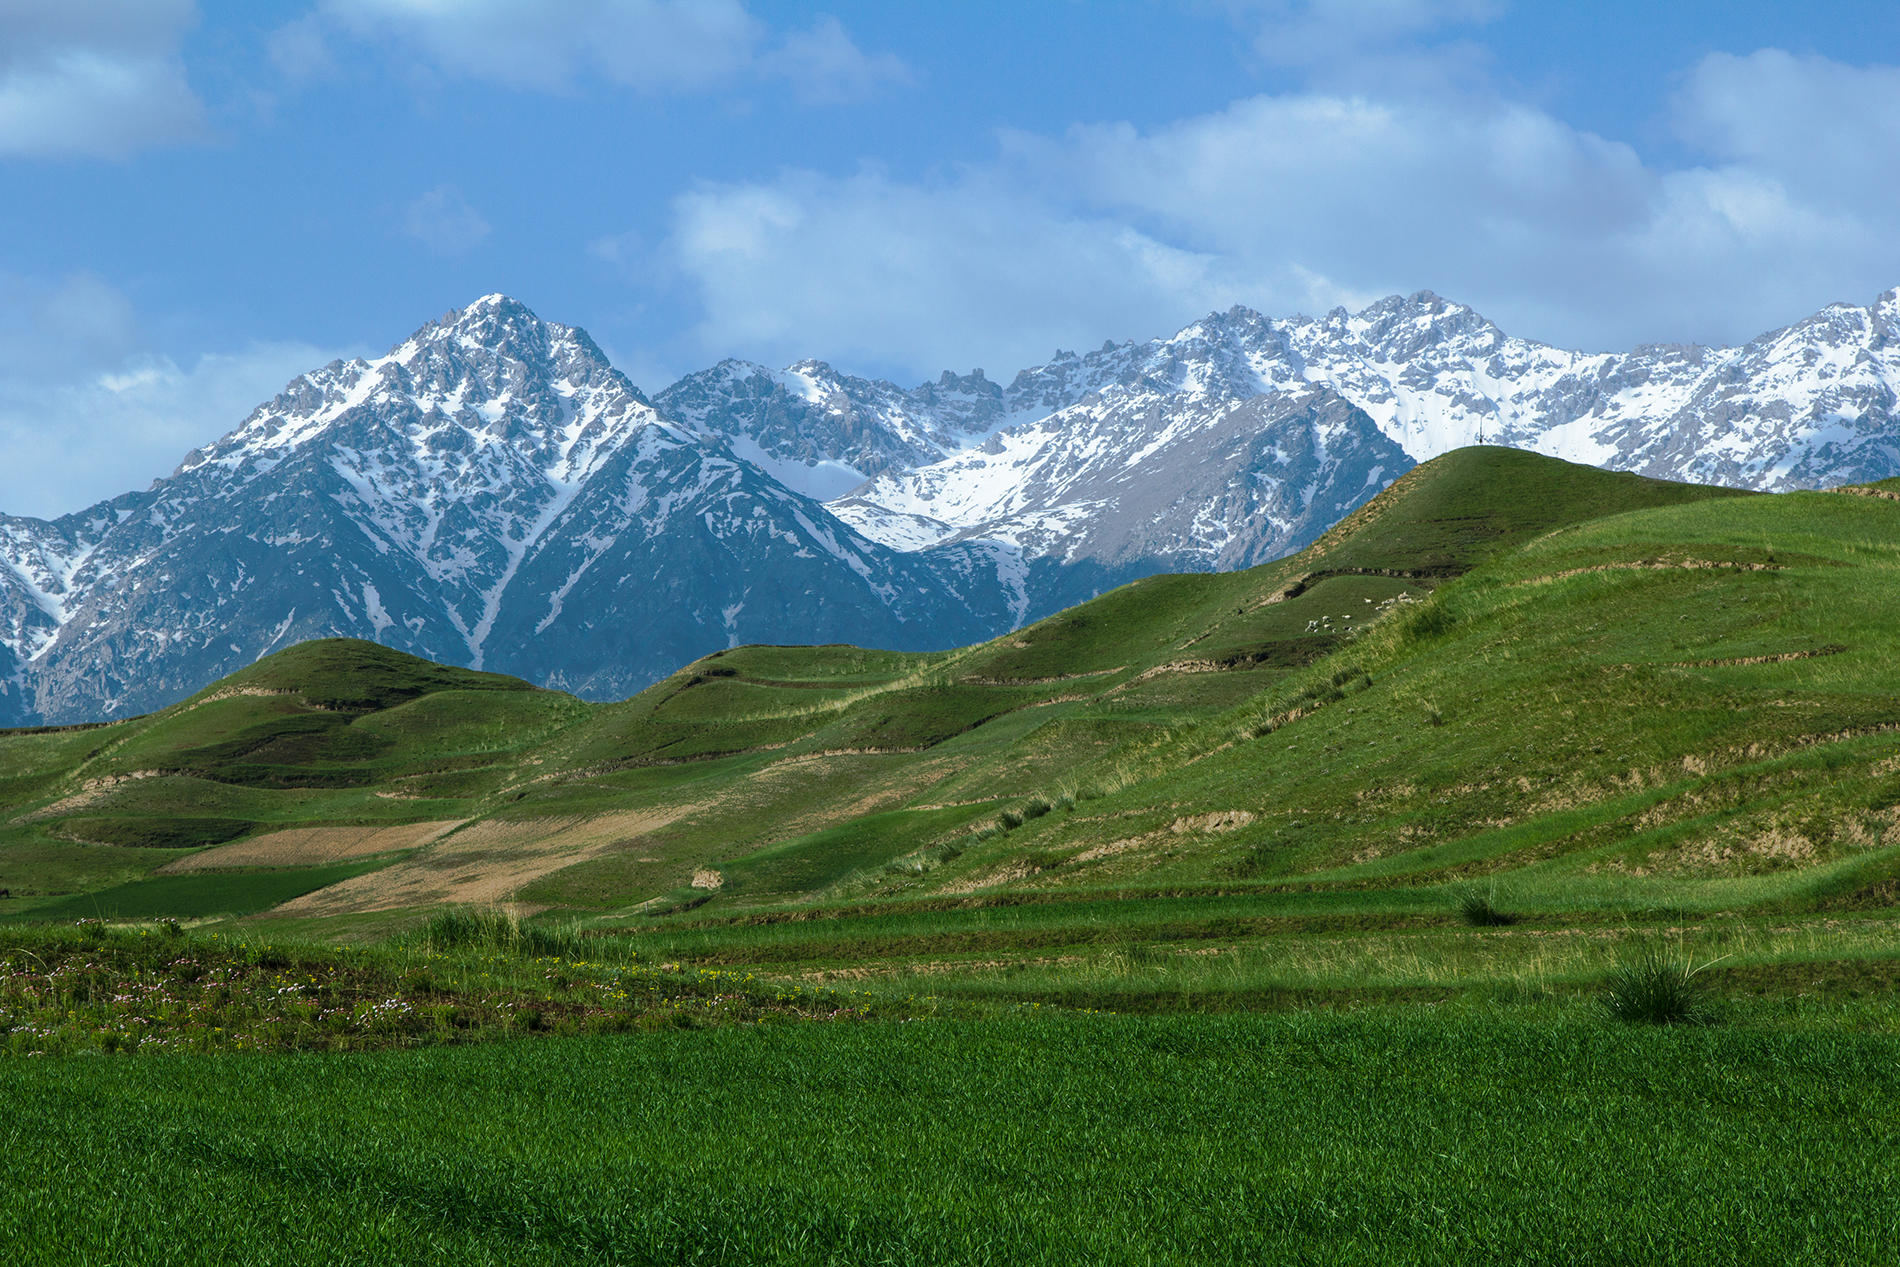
[158,820,466,873]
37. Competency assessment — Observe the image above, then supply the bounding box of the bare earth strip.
[159,820,468,873]
[264,807,703,916]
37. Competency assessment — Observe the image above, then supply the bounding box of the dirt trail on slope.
[265,807,703,916]
[159,820,466,873]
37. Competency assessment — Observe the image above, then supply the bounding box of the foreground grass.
[3,1013,1896,1264]
[0,925,900,1056]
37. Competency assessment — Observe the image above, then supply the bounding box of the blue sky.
[2,0,1899,517]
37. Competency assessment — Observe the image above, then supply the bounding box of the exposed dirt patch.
[263,807,704,915]
[1828,485,1900,503]
[935,861,1039,896]
[959,667,1124,685]
[1170,810,1255,834]
[1668,644,1849,668]
[158,820,467,873]
[11,770,173,822]
[765,754,973,839]
[1071,834,1159,865]
[1128,659,1223,682]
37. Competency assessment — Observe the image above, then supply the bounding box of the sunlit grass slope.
[0,642,585,914]
[7,447,1900,1266]
[2,446,1890,967]
[860,490,1899,921]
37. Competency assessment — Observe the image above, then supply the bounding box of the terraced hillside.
[9,445,1900,998]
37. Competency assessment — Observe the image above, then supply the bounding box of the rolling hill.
[25,442,1900,960]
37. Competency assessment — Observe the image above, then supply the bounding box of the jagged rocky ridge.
[4,285,1898,724]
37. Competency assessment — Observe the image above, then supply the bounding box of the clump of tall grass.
[884,840,966,878]
[415,909,593,961]
[1453,884,1518,927]
[1397,598,1456,645]
[1602,943,1717,1025]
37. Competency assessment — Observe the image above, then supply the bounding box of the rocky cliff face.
[4,284,1895,724]
[832,384,1409,619]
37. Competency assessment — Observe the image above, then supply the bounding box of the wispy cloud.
[0,0,206,158]
[761,16,911,104]
[666,169,1231,382]
[405,185,492,253]
[302,0,907,101]
[0,274,354,519]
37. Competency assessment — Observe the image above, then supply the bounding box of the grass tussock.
[1454,884,1519,927]
[414,908,591,960]
[1602,942,1718,1025]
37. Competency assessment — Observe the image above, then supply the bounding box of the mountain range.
[3,285,1898,725]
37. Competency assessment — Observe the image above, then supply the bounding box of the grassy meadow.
[4,446,1900,1260]
[6,1001,1900,1263]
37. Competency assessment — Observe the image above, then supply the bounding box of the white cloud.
[1219,0,1505,97]
[321,0,756,92]
[0,271,142,381]
[1672,50,1900,213]
[405,184,492,252]
[656,48,1900,380]
[0,0,206,158]
[311,0,904,100]
[268,14,338,82]
[0,274,349,519]
[761,17,911,104]
[668,170,1234,381]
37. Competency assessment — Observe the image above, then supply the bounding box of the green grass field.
[3,859,388,922]
[4,1012,1897,1264]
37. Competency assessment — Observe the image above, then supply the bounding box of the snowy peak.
[1000,305,1296,419]
[0,292,1043,725]
[182,294,665,487]
[1343,290,1502,355]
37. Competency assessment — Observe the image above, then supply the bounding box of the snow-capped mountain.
[1275,288,1900,488]
[657,329,1413,620]
[4,284,1896,726]
[824,286,1900,611]
[0,298,1012,723]
[829,312,1413,615]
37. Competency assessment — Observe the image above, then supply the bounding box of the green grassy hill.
[4,445,1895,995]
